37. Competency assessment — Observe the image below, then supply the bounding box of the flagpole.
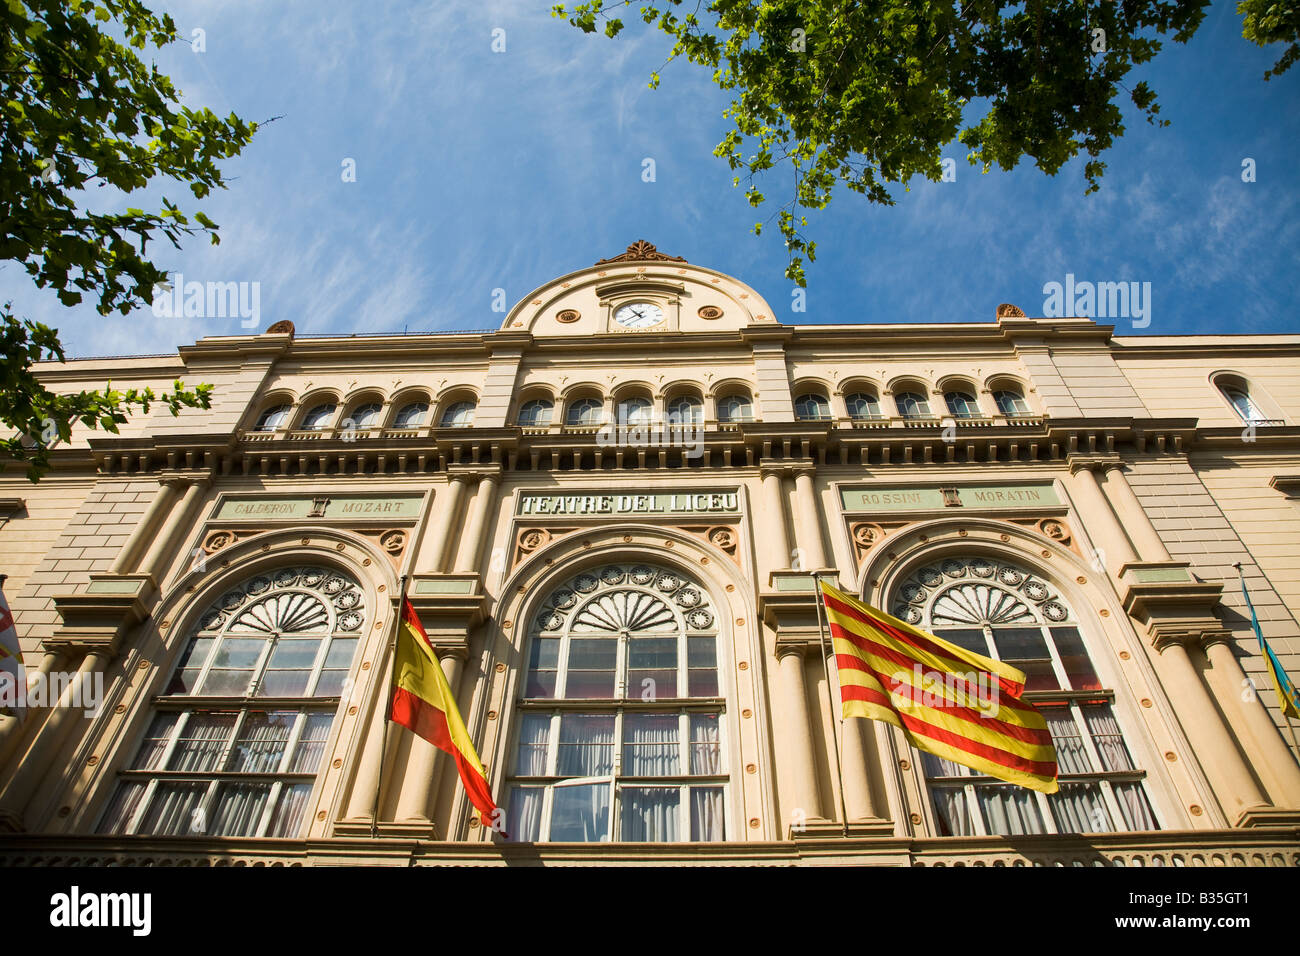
[1235,563,1300,756]
[811,570,851,838]
[371,572,409,840]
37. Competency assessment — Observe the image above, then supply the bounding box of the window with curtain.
[392,401,428,428]
[440,400,476,428]
[716,394,753,423]
[507,564,728,843]
[97,566,365,838]
[944,391,980,419]
[894,391,932,419]
[565,397,603,427]
[345,402,382,429]
[518,398,554,427]
[299,402,336,430]
[891,555,1158,837]
[617,397,653,425]
[993,388,1030,416]
[844,391,882,420]
[794,392,831,421]
[1219,385,1270,424]
[667,395,702,425]
[253,404,290,432]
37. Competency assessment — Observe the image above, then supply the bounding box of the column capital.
[1198,629,1237,652]
[446,462,501,482]
[1066,454,1123,476]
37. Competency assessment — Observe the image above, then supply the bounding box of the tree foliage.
[554,0,1293,285]
[1,0,257,479]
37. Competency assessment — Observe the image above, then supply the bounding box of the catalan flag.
[391,599,500,827]
[819,580,1058,793]
[0,576,25,719]
[1238,572,1299,719]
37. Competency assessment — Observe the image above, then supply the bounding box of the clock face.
[613,301,664,328]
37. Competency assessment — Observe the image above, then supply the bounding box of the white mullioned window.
[895,391,932,419]
[507,564,728,843]
[993,389,1030,416]
[518,398,554,427]
[890,555,1159,838]
[845,391,882,420]
[794,392,832,421]
[97,566,366,839]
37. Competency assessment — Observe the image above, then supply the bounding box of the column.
[839,714,880,821]
[454,471,500,574]
[422,476,469,573]
[1152,639,1268,820]
[1099,464,1171,561]
[775,645,822,825]
[1202,636,1300,806]
[138,478,208,579]
[0,649,110,825]
[1067,463,1137,575]
[0,650,63,762]
[108,478,181,574]
[394,648,467,825]
[792,468,829,570]
[759,467,791,567]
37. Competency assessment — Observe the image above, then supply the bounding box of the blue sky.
[3,0,1298,357]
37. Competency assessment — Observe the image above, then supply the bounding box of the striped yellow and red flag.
[820,580,1058,793]
[390,599,500,826]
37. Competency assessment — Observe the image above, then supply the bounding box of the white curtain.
[550,783,610,841]
[230,712,291,772]
[208,782,272,837]
[506,787,545,842]
[139,782,209,835]
[267,783,313,838]
[170,712,237,772]
[289,713,332,773]
[1045,711,1092,774]
[930,788,973,836]
[977,785,1047,835]
[621,787,680,841]
[557,716,614,776]
[624,715,679,776]
[515,715,551,775]
[1113,782,1158,830]
[690,787,725,841]
[1050,783,1110,833]
[1083,707,1134,771]
[690,715,722,775]
[133,713,179,770]
[96,782,147,834]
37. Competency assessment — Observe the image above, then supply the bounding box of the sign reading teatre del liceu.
[518,491,740,517]
[839,482,1060,513]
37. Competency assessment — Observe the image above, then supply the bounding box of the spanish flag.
[391,599,500,827]
[820,580,1058,793]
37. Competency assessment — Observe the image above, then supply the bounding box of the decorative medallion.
[378,529,407,554]
[556,309,580,323]
[698,305,723,319]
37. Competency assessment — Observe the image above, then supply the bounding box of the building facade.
[1,241,1298,866]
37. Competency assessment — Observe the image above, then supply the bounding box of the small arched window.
[440,401,476,428]
[895,391,931,419]
[392,401,428,428]
[566,397,603,427]
[299,403,336,431]
[617,397,653,425]
[716,394,753,423]
[345,403,383,429]
[518,399,554,428]
[845,392,882,420]
[253,404,291,432]
[794,392,832,421]
[668,395,703,425]
[994,389,1030,417]
[1218,383,1269,424]
[944,391,980,419]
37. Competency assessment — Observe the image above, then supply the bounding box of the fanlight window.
[566,397,603,427]
[794,393,832,421]
[299,403,336,430]
[895,391,931,419]
[97,566,366,839]
[617,397,653,425]
[346,402,382,429]
[944,391,980,419]
[845,391,882,420]
[668,395,703,425]
[507,564,727,843]
[393,401,428,428]
[518,399,554,427]
[253,404,290,432]
[440,401,476,428]
[716,394,753,423]
[891,556,1157,838]
[994,389,1030,416]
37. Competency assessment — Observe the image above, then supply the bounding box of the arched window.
[944,391,980,419]
[253,404,290,432]
[794,392,832,421]
[1221,385,1266,424]
[993,389,1030,417]
[565,397,603,427]
[96,566,366,838]
[890,555,1157,838]
[617,397,653,426]
[440,400,476,428]
[299,403,336,431]
[518,399,554,428]
[392,401,428,428]
[895,391,931,419]
[845,391,882,420]
[345,402,382,429]
[668,395,702,425]
[716,394,753,423]
[507,563,727,843]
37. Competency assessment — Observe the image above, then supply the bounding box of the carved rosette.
[513,526,579,569]
[201,529,245,555]
[1005,517,1078,552]
[378,529,407,554]
[849,522,886,564]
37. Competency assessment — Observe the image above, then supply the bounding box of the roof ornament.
[996,303,1026,318]
[595,240,687,265]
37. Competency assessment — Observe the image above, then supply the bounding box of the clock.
[613,301,664,328]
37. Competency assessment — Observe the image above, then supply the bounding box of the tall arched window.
[507,563,727,843]
[97,566,366,838]
[890,555,1157,838]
